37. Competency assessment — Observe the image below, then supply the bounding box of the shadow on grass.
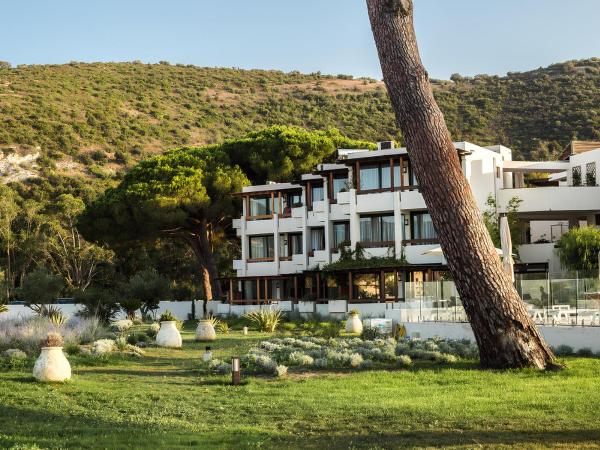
[273,428,600,449]
[0,405,271,449]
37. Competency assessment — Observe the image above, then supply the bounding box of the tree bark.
[366,0,556,369]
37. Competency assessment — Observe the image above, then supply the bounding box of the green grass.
[1,324,599,449]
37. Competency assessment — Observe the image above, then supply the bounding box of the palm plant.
[243,309,282,333]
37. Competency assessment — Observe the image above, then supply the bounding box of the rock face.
[0,147,40,184]
[33,347,72,382]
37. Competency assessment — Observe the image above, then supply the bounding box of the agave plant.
[0,304,7,314]
[243,309,282,333]
[204,314,221,329]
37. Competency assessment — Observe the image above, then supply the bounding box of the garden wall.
[403,321,600,353]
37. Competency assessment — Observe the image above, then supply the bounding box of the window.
[331,176,349,200]
[359,214,395,244]
[311,184,324,202]
[586,162,596,186]
[353,273,380,300]
[359,163,391,191]
[249,196,272,217]
[384,272,397,299]
[310,228,325,252]
[289,191,303,208]
[572,166,582,186]
[411,212,437,240]
[332,222,350,248]
[249,235,274,260]
[279,233,302,258]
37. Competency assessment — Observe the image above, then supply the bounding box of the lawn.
[1,323,599,449]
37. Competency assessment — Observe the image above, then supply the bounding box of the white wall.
[402,321,600,352]
[3,301,198,322]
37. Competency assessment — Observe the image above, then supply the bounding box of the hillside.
[1,58,599,186]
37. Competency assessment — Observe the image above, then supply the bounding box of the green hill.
[1,58,599,186]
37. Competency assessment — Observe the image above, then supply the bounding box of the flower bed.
[208,336,479,377]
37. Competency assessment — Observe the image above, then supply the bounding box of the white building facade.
[224,140,600,313]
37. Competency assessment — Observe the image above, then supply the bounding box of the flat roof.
[503,161,569,173]
[237,182,302,195]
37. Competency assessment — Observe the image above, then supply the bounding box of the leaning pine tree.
[366,0,556,369]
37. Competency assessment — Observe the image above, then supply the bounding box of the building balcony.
[356,191,395,213]
[400,190,426,210]
[498,186,600,214]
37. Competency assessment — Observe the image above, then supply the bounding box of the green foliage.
[220,125,374,183]
[124,269,170,315]
[482,194,523,247]
[18,268,64,306]
[73,287,120,324]
[243,309,282,332]
[322,244,406,271]
[158,310,177,322]
[556,226,600,271]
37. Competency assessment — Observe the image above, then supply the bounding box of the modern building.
[222,140,600,316]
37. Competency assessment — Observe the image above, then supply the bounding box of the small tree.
[557,226,600,271]
[483,194,523,247]
[19,268,64,308]
[73,287,120,324]
[125,269,170,317]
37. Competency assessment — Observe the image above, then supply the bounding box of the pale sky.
[2,0,599,80]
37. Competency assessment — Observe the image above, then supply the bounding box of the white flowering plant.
[209,336,476,377]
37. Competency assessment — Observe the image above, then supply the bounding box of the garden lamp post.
[231,356,241,385]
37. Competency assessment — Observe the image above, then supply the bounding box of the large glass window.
[411,212,437,240]
[279,233,302,258]
[249,196,272,217]
[310,228,325,252]
[249,235,274,259]
[360,165,380,190]
[332,176,349,200]
[311,184,324,202]
[359,215,395,244]
[332,222,350,248]
[353,274,380,300]
[289,191,303,208]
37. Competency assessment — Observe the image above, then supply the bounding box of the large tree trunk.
[366,0,555,369]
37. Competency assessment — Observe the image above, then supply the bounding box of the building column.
[393,190,403,258]
[349,189,359,250]
[274,213,280,275]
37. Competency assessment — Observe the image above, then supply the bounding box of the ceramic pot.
[33,347,71,382]
[195,320,217,341]
[345,314,363,334]
[156,321,182,348]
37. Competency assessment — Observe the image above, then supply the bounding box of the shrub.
[2,349,27,359]
[397,354,412,366]
[287,351,314,366]
[146,323,160,337]
[18,268,64,307]
[74,287,120,324]
[216,322,230,334]
[576,347,594,357]
[127,332,150,345]
[159,310,177,322]
[243,309,282,332]
[110,319,133,332]
[92,339,116,355]
[43,332,64,347]
[361,327,386,341]
[554,345,574,357]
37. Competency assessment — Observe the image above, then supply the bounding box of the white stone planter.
[195,320,217,341]
[33,347,71,382]
[345,314,363,334]
[156,321,182,348]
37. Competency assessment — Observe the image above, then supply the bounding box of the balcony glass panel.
[381,163,391,189]
[332,176,349,200]
[360,165,379,190]
[311,185,324,202]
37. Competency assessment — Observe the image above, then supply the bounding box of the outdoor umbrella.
[500,216,515,283]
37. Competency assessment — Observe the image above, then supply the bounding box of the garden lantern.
[203,346,212,362]
[231,356,241,385]
[242,326,248,335]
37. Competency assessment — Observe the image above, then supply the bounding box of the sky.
[2,0,599,80]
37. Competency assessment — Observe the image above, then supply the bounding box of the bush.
[110,319,133,332]
[576,347,594,357]
[74,287,120,324]
[159,310,177,322]
[554,345,574,357]
[243,309,282,332]
[127,332,150,345]
[216,322,230,334]
[146,323,160,337]
[18,269,64,307]
[361,327,386,341]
